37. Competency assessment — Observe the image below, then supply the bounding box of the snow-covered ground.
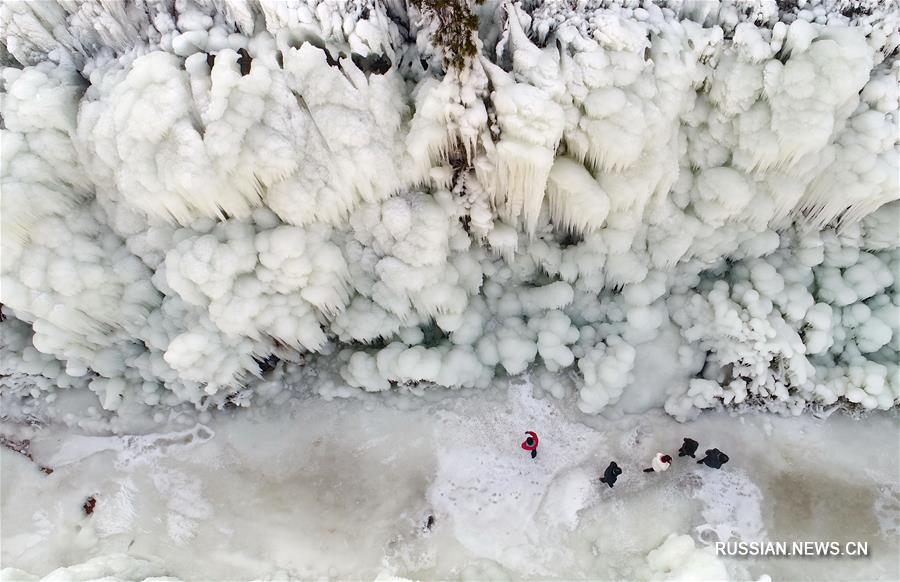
[3,382,897,581]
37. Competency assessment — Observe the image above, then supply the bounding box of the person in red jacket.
[521,431,539,459]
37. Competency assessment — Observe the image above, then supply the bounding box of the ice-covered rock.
[1,0,897,418]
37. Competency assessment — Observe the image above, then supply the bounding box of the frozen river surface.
[2,383,898,581]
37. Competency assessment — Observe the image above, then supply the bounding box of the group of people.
[520,433,729,489]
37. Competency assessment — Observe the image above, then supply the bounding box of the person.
[599,461,622,488]
[697,448,729,469]
[643,452,672,473]
[521,431,539,459]
[678,437,699,458]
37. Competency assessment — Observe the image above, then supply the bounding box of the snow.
[2,382,898,581]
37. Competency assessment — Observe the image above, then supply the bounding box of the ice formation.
[1,0,898,420]
[644,534,729,581]
[0,554,174,582]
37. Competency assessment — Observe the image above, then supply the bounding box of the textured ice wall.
[1,0,898,419]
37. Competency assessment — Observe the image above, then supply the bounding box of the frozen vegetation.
[1,0,899,421]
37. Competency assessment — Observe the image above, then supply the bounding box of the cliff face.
[1,0,898,418]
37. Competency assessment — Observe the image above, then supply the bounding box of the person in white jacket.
[643,453,672,473]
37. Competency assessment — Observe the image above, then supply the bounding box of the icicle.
[546,157,610,236]
[491,140,556,235]
[487,222,519,263]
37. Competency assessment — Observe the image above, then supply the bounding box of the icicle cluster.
[1,0,897,419]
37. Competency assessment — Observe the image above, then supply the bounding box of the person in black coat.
[697,448,729,469]
[599,461,622,488]
[678,438,699,458]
